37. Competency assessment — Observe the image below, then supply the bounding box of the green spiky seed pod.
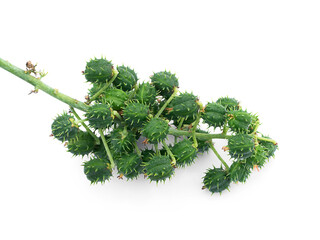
[144,155,174,182]
[135,82,157,105]
[85,103,113,129]
[142,118,169,143]
[259,137,278,158]
[229,160,252,183]
[228,134,255,160]
[109,128,135,153]
[116,153,142,179]
[171,139,197,167]
[84,58,113,84]
[113,65,138,91]
[248,114,259,134]
[103,88,128,111]
[141,149,156,173]
[150,71,179,99]
[167,92,199,124]
[227,110,253,133]
[123,102,149,128]
[247,145,268,168]
[51,112,79,142]
[216,97,240,111]
[203,168,231,194]
[67,131,96,156]
[83,157,112,184]
[202,102,226,128]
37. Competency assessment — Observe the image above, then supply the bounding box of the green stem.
[168,128,231,141]
[162,140,176,166]
[257,136,277,145]
[98,129,115,169]
[89,69,118,103]
[154,143,159,155]
[133,141,142,157]
[69,107,100,144]
[208,142,229,171]
[222,120,229,135]
[155,87,179,118]
[175,117,185,144]
[191,113,201,148]
[0,57,89,112]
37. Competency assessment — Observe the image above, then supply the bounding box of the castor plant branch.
[0,57,278,195]
[0,57,89,112]
[98,128,115,169]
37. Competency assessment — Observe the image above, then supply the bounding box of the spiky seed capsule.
[229,160,252,183]
[83,157,112,184]
[228,134,255,160]
[67,131,96,156]
[216,97,240,111]
[84,58,113,84]
[142,118,169,143]
[167,92,199,124]
[135,82,157,105]
[247,145,268,168]
[202,102,227,128]
[141,149,156,173]
[102,88,128,111]
[51,112,79,142]
[259,137,278,158]
[123,102,149,128]
[109,128,135,153]
[248,114,259,134]
[116,153,142,179]
[203,168,231,194]
[113,65,138,91]
[144,155,174,182]
[85,103,113,129]
[227,110,253,133]
[150,71,179,99]
[171,139,197,167]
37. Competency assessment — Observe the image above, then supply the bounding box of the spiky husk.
[83,157,112,183]
[84,58,113,84]
[228,134,255,159]
[171,139,197,167]
[247,145,268,168]
[116,153,142,179]
[67,131,96,156]
[229,160,252,183]
[203,168,231,194]
[85,103,113,129]
[216,97,240,111]
[248,114,259,134]
[227,110,253,133]
[51,112,79,142]
[150,71,179,98]
[102,88,128,111]
[113,65,138,91]
[135,82,157,105]
[202,102,226,128]
[167,92,199,124]
[140,149,156,173]
[259,137,278,158]
[142,118,169,143]
[144,155,174,182]
[123,102,149,128]
[109,128,135,153]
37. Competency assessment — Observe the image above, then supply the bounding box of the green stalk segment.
[98,129,115,169]
[155,87,179,118]
[209,142,229,171]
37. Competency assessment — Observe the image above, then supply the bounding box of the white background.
[0,0,319,239]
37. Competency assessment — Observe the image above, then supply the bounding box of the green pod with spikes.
[84,58,113,84]
[167,92,199,124]
[116,153,142,179]
[246,145,268,168]
[150,71,179,99]
[142,118,169,143]
[229,160,252,183]
[228,134,255,160]
[171,139,197,167]
[123,102,149,128]
[135,82,157,105]
[248,114,259,134]
[203,168,231,194]
[227,110,253,133]
[113,65,138,91]
[85,103,113,129]
[109,128,135,153]
[103,88,128,111]
[202,102,227,128]
[140,149,156,173]
[259,137,278,158]
[83,157,112,184]
[51,112,79,142]
[144,155,174,182]
[216,97,240,111]
[67,131,96,156]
